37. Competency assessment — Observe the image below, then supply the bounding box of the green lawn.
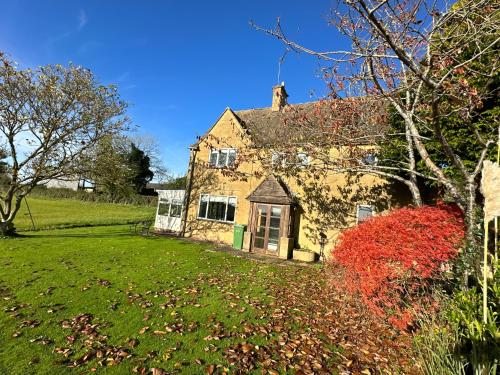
[14,197,156,231]
[0,224,414,374]
[0,226,287,374]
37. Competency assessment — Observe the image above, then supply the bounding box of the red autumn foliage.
[330,204,465,329]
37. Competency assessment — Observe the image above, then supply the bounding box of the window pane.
[226,197,236,222]
[217,151,228,167]
[297,152,309,167]
[256,226,266,237]
[270,217,280,228]
[271,152,279,166]
[254,237,265,249]
[271,151,285,166]
[269,228,280,241]
[228,150,236,166]
[271,207,282,217]
[268,215,280,251]
[209,151,218,167]
[207,199,227,221]
[208,195,227,203]
[170,204,182,218]
[357,206,373,223]
[362,153,377,165]
[158,202,170,216]
[257,205,267,227]
[268,243,278,251]
[198,195,208,218]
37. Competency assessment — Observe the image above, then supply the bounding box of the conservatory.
[154,190,185,233]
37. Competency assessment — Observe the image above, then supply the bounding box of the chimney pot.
[272,83,288,111]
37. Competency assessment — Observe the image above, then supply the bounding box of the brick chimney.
[271,82,288,111]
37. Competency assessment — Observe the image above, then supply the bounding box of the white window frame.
[296,152,310,168]
[197,194,237,223]
[208,148,237,168]
[271,151,310,168]
[271,151,287,167]
[157,198,183,218]
[356,204,375,224]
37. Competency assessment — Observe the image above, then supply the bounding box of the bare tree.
[253,0,499,246]
[128,133,171,183]
[0,53,129,235]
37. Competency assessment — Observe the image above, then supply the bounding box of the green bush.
[30,186,158,207]
[415,264,500,375]
[448,264,500,374]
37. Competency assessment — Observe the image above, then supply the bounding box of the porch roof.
[246,174,294,204]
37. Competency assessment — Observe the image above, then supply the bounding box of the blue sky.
[0,1,339,176]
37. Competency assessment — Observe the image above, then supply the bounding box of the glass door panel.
[254,205,267,250]
[252,204,283,255]
[267,206,281,253]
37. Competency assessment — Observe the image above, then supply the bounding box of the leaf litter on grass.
[1,233,419,374]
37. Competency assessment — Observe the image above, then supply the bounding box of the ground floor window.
[158,199,183,218]
[356,205,374,224]
[198,194,236,223]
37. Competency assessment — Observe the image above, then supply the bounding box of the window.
[158,199,183,218]
[158,200,170,216]
[209,151,218,167]
[271,151,285,167]
[209,149,237,168]
[169,200,183,218]
[296,152,310,168]
[271,151,309,168]
[361,153,378,166]
[356,205,374,224]
[198,194,237,223]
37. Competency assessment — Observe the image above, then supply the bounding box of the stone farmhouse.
[155,84,410,260]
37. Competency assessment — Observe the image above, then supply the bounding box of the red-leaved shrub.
[330,204,464,329]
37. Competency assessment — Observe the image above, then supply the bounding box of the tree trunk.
[0,219,15,236]
[408,179,422,207]
[465,181,479,252]
[0,193,23,237]
[405,123,423,207]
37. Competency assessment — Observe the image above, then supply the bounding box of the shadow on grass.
[12,226,152,240]
[15,229,185,241]
[26,232,135,239]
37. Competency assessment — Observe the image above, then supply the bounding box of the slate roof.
[191,96,388,149]
[234,102,315,147]
[233,99,387,147]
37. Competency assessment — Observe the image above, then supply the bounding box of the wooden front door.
[252,204,282,255]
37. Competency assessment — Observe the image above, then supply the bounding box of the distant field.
[14,197,156,231]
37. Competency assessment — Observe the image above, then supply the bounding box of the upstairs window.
[271,151,286,167]
[209,149,237,168]
[356,205,374,224]
[198,194,236,223]
[271,151,309,168]
[361,153,378,166]
[296,152,310,168]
